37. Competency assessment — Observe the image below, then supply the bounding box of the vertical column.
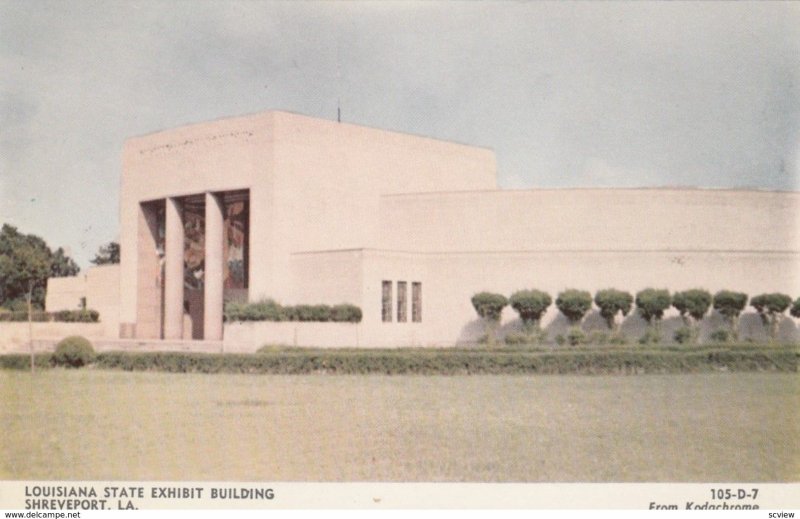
[164,197,184,340]
[204,192,224,340]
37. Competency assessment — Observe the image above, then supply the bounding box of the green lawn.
[1,370,797,481]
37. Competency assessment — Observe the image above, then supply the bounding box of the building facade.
[47,110,800,347]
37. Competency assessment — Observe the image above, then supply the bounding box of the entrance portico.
[136,190,249,341]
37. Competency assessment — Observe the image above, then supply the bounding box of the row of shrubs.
[2,337,796,374]
[224,299,362,323]
[472,289,800,345]
[0,309,100,323]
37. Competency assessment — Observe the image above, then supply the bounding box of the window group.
[382,280,421,323]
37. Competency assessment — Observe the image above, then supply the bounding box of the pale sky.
[1,1,799,267]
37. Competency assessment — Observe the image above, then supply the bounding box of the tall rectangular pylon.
[164,197,184,339]
[204,192,224,340]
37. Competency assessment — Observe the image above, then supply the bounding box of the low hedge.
[0,345,783,375]
[225,300,362,323]
[0,309,99,322]
[0,353,52,370]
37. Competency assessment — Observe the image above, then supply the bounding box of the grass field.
[1,370,798,482]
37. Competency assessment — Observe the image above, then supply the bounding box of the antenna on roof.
[337,99,341,123]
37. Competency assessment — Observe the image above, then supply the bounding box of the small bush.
[608,334,627,346]
[52,336,96,368]
[504,330,547,346]
[555,334,566,346]
[673,326,693,344]
[710,328,731,343]
[639,328,662,345]
[503,332,529,346]
[566,327,586,347]
[586,330,610,346]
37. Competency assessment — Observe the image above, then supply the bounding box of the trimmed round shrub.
[635,288,671,324]
[713,290,748,321]
[471,292,508,322]
[791,297,800,319]
[52,336,96,368]
[594,289,633,330]
[672,289,712,322]
[509,289,551,328]
[750,293,792,320]
[751,293,792,341]
[555,289,593,324]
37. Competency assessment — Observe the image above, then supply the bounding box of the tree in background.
[0,224,79,309]
[671,289,712,343]
[594,289,633,334]
[509,289,551,335]
[712,290,748,341]
[90,241,120,265]
[750,293,792,342]
[51,247,80,277]
[471,292,508,346]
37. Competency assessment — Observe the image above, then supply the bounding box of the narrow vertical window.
[397,281,408,322]
[412,282,422,322]
[381,280,392,322]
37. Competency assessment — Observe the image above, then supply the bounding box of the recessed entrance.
[136,189,249,340]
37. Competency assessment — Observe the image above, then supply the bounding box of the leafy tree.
[750,293,792,342]
[509,289,551,333]
[0,224,80,309]
[713,290,748,341]
[90,241,120,265]
[594,289,633,333]
[671,289,712,343]
[635,288,671,331]
[471,292,508,346]
[555,289,593,325]
[51,247,80,277]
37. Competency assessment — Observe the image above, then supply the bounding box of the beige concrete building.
[47,110,800,347]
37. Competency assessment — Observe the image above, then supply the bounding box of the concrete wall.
[86,265,120,337]
[44,265,120,338]
[379,188,800,253]
[223,321,363,351]
[262,112,496,302]
[45,276,86,312]
[0,323,106,353]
